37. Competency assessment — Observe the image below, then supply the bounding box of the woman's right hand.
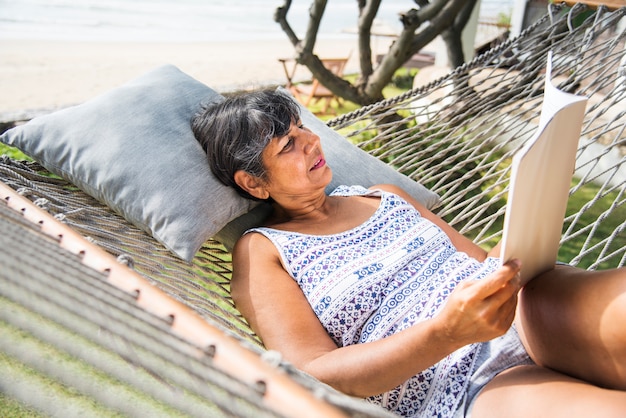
[435,259,522,348]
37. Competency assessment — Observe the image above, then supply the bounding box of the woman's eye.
[281,137,294,152]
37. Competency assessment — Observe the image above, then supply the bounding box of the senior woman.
[192,90,626,417]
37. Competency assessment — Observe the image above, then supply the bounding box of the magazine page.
[500,52,588,285]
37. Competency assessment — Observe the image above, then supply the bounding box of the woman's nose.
[303,132,320,154]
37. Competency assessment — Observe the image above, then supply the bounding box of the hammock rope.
[0,3,624,416]
[327,2,625,270]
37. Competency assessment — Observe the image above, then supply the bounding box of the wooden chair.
[279,57,349,114]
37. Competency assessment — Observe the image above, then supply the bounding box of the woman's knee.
[516,266,626,390]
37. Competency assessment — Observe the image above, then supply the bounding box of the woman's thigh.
[472,365,626,418]
[515,265,626,389]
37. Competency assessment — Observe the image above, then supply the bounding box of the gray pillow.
[214,87,440,251]
[0,64,256,262]
[1,66,439,259]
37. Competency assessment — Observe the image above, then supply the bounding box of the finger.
[498,291,519,329]
[475,259,522,298]
[485,277,520,309]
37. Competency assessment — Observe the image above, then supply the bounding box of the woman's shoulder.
[234,228,280,259]
[370,184,429,211]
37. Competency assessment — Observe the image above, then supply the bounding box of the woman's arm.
[231,230,521,398]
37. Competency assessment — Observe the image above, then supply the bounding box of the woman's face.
[259,119,332,200]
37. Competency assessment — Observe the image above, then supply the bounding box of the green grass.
[0,393,44,418]
[459,177,625,269]
[0,143,30,161]
[558,180,625,269]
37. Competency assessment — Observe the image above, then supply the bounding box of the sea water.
[0,0,514,43]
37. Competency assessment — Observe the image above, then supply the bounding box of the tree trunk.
[275,0,480,106]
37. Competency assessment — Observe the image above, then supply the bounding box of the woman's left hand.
[434,259,522,347]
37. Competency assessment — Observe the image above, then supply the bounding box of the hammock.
[0,3,624,417]
[328,3,625,270]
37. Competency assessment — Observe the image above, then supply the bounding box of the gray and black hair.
[192,90,301,201]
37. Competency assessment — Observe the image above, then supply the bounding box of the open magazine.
[500,52,588,285]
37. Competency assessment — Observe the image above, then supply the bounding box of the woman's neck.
[266,194,380,236]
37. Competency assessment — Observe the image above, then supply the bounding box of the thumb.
[476,259,522,298]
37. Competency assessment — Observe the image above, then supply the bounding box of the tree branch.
[407,0,468,56]
[410,0,448,23]
[356,0,383,82]
[274,0,300,48]
[442,0,478,68]
[302,0,327,54]
[275,0,480,107]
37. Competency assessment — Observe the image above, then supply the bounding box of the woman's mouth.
[311,158,326,170]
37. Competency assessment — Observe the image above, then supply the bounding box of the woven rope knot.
[261,350,283,368]
[33,197,49,210]
[116,254,135,269]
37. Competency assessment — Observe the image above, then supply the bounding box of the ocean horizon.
[0,0,514,43]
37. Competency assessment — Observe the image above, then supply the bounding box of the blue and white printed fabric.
[249,185,504,417]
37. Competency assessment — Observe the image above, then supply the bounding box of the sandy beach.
[0,38,363,116]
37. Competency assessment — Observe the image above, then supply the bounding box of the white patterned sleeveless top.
[248,185,501,417]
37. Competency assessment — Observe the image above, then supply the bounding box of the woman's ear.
[234,170,270,200]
